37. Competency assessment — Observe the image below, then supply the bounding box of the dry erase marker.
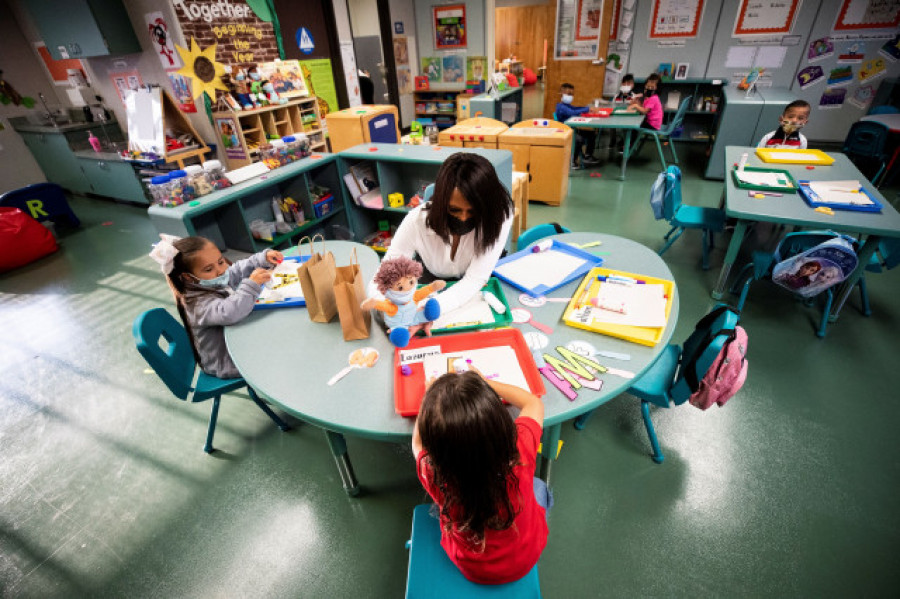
[748,190,782,197]
[482,290,506,314]
[531,240,553,253]
[598,275,645,284]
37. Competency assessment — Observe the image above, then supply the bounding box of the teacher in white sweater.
[370,152,513,314]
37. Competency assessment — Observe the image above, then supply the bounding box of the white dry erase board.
[492,240,603,297]
[126,87,164,154]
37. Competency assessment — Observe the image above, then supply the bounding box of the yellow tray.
[561,267,675,346]
[755,148,835,165]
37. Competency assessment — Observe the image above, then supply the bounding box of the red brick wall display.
[172,0,280,75]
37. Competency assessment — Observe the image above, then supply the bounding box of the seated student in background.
[413,368,550,584]
[369,153,513,314]
[613,73,635,104]
[757,100,811,149]
[555,82,599,170]
[626,73,663,131]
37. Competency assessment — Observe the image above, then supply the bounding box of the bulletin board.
[555,0,604,59]
[649,0,705,39]
[833,0,900,31]
[733,0,802,36]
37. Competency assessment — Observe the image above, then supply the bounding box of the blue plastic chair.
[133,308,290,453]
[657,165,725,270]
[857,237,900,316]
[423,183,435,203]
[868,106,899,115]
[730,231,864,338]
[631,96,692,170]
[516,223,571,250]
[842,120,890,185]
[405,504,541,598]
[0,183,80,228]
[574,306,742,463]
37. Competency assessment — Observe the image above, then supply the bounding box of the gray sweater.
[182,251,269,379]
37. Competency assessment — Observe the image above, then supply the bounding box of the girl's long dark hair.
[426,152,513,255]
[165,236,212,365]
[418,371,521,546]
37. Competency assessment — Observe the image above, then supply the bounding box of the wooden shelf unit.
[413,91,465,129]
[213,97,325,170]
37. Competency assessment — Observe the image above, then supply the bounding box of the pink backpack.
[671,306,748,410]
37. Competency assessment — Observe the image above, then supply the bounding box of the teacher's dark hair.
[426,153,513,255]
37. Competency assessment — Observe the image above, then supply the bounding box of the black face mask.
[644,88,657,97]
[447,214,476,236]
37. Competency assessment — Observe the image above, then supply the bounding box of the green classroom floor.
[2,102,899,595]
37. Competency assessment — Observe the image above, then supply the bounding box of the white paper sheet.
[755,45,787,69]
[725,45,758,68]
[494,250,587,291]
[257,262,305,303]
[735,170,791,187]
[423,346,530,390]
[590,283,668,327]
[432,295,495,329]
[807,180,874,206]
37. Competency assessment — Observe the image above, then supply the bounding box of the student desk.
[714,147,900,321]
[225,236,679,495]
[563,113,645,180]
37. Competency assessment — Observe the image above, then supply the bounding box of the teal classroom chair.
[868,106,898,115]
[0,182,80,228]
[630,96,692,170]
[842,120,890,185]
[405,504,541,598]
[516,222,571,251]
[574,306,742,463]
[133,308,290,453]
[855,237,900,317]
[657,165,725,270]
[730,231,865,338]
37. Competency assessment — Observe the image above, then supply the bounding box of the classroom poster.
[166,70,197,113]
[109,70,143,107]
[297,59,338,118]
[555,0,602,59]
[433,4,467,50]
[393,36,410,66]
[838,41,866,63]
[397,66,413,94]
[833,0,900,31]
[466,56,487,81]
[144,12,182,70]
[827,65,854,85]
[34,42,86,86]
[648,0,705,39]
[442,55,465,84]
[848,84,876,109]
[732,0,801,36]
[857,57,887,82]
[807,37,834,62]
[796,65,825,89]
[818,87,846,109]
[258,60,309,98]
[576,0,604,41]
[879,34,900,61]
[422,57,442,82]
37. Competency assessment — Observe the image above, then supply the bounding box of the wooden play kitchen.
[438,117,509,149]
[325,105,400,153]
[498,120,573,206]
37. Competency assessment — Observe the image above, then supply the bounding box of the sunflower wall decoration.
[175,38,228,121]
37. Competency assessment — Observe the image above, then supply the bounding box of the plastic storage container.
[148,174,171,207]
[294,132,310,158]
[184,164,212,196]
[202,160,232,190]
[167,169,192,205]
[281,135,299,162]
[260,143,279,169]
[270,139,289,166]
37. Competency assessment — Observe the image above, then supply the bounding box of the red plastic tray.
[393,329,546,417]
[584,107,613,118]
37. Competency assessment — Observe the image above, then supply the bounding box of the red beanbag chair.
[0,207,58,272]
[505,73,520,88]
[522,68,537,86]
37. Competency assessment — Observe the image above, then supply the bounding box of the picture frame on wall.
[434,4,467,50]
[657,63,674,78]
[674,63,689,80]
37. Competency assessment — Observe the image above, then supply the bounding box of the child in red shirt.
[413,369,551,585]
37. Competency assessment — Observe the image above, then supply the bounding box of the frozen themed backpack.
[671,305,748,410]
[771,232,858,299]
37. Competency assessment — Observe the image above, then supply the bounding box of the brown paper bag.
[333,248,371,340]
[297,234,337,323]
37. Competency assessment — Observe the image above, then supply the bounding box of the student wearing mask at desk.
[626,73,663,131]
[757,100,810,149]
[368,152,513,314]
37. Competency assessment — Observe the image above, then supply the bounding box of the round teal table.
[225,235,679,495]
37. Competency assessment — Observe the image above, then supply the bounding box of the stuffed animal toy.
[232,69,256,109]
[361,256,445,347]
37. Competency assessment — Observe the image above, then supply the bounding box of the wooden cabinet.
[214,98,326,170]
[438,117,509,149]
[24,0,140,60]
[325,105,400,153]
[148,155,350,253]
[498,121,573,206]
